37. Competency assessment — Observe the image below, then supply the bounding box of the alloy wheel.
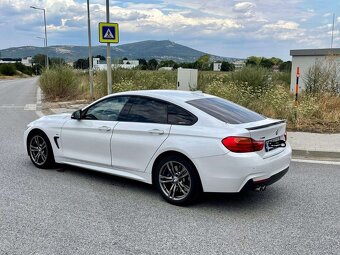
[29,135,48,166]
[159,161,192,201]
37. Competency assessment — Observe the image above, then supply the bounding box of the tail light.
[284,131,287,141]
[222,136,264,153]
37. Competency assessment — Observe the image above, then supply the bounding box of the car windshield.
[187,97,265,124]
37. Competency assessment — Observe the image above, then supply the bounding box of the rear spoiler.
[246,120,286,131]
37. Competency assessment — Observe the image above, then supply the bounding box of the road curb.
[292,149,340,162]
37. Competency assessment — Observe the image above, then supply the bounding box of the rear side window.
[168,104,197,125]
[187,97,265,124]
[119,97,168,124]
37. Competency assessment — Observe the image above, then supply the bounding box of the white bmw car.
[24,90,291,205]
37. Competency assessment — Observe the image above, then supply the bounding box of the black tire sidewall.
[155,155,201,206]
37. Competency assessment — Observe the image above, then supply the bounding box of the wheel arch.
[151,150,203,189]
[26,128,52,154]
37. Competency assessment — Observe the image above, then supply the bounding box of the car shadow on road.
[53,164,287,211]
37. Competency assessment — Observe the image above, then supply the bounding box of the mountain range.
[0,40,240,63]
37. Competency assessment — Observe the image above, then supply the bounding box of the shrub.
[94,69,176,98]
[15,62,33,76]
[0,64,16,76]
[272,71,291,87]
[231,66,272,97]
[39,65,80,100]
[303,58,340,95]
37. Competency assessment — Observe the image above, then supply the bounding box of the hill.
[0,40,240,62]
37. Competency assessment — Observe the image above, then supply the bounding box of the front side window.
[83,96,129,121]
[187,97,265,124]
[119,97,168,124]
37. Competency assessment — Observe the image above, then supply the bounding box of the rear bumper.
[192,143,292,192]
[243,167,289,190]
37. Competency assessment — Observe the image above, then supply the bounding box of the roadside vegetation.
[39,56,339,133]
[39,65,80,100]
[0,62,34,77]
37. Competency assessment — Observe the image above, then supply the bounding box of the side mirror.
[71,109,82,120]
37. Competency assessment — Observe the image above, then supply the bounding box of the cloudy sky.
[0,0,339,59]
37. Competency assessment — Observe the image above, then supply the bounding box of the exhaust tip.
[254,185,267,192]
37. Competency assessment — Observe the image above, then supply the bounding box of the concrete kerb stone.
[292,150,340,162]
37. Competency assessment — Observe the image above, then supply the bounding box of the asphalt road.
[0,78,339,255]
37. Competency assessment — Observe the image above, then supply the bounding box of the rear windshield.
[187,97,265,124]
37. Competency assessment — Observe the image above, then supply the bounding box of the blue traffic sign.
[99,23,119,43]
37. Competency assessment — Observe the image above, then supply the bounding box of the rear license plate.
[265,136,286,152]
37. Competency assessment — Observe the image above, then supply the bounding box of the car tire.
[27,131,55,169]
[154,155,202,206]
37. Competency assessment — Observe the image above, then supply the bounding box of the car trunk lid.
[229,118,287,158]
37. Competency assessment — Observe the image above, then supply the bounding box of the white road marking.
[24,104,37,111]
[0,105,23,108]
[292,158,340,166]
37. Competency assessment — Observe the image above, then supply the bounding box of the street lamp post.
[106,0,112,94]
[30,6,49,69]
[87,0,94,98]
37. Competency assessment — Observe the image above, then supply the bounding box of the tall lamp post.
[106,0,112,94]
[30,6,49,69]
[87,0,94,98]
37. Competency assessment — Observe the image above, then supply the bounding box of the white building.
[290,48,340,92]
[21,57,33,67]
[0,57,32,66]
[213,62,222,71]
[233,60,246,70]
[93,58,139,70]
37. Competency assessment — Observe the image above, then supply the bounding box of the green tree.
[221,61,235,72]
[148,58,158,70]
[246,56,261,66]
[0,64,16,76]
[279,61,292,72]
[269,57,283,65]
[259,58,273,69]
[95,55,106,60]
[195,54,211,70]
[33,54,47,67]
[159,60,177,68]
[73,58,89,69]
[137,59,148,70]
[15,62,33,76]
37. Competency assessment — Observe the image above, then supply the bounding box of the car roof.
[112,90,215,103]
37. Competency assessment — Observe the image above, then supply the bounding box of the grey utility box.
[177,68,198,91]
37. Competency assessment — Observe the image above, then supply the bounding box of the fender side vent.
[54,136,60,149]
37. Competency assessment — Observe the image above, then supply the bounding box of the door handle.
[98,126,111,132]
[148,129,164,135]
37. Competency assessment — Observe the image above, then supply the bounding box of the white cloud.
[233,2,256,12]
[263,20,300,30]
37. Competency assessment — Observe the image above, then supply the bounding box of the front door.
[61,96,129,166]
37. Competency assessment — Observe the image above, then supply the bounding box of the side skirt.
[55,158,152,184]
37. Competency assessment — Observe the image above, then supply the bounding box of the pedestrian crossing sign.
[99,22,119,43]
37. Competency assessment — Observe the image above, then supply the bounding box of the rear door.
[111,96,171,172]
